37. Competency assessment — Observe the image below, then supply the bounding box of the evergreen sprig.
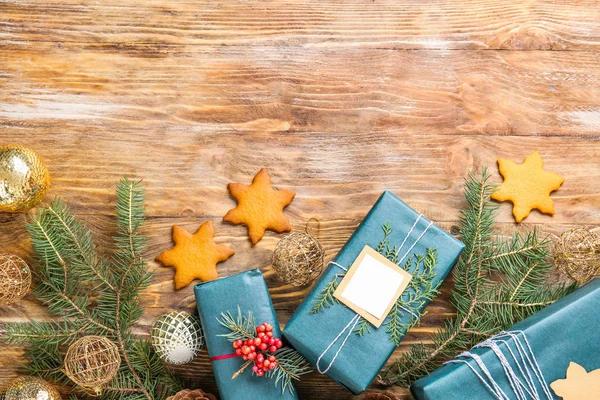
[1,178,181,399]
[217,310,311,395]
[378,169,577,387]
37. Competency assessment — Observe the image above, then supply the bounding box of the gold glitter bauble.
[3,376,61,400]
[0,253,32,305]
[152,311,203,365]
[272,232,325,287]
[553,228,600,284]
[64,335,121,395]
[0,144,51,213]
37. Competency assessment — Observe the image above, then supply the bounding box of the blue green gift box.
[410,278,600,400]
[194,269,298,400]
[283,191,465,394]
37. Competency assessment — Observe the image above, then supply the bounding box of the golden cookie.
[156,221,234,289]
[491,151,564,223]
[223,168,296,245]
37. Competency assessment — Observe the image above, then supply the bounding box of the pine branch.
[1,177,182,400]
[269,347,312,395]
[378,169,577,387]
[310,275,342,314]
[217,307,257,341]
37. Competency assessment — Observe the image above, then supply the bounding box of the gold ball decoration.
[0,144,51,213]
[272,232,325,287]
[152,311,203,365]
[64,335,121,395]
[0,254,32,306]
[553,228,600,284]
[2,376,61,400]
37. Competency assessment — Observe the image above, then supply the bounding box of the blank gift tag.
[334,246,412,327]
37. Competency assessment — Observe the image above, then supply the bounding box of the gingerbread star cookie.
[491,151,564,223]
[223,168,296,245]
[550,362,600,400]
[156,221,234,289]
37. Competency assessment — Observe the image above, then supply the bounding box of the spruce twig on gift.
[1,178,182,399]
[378,169,577,387]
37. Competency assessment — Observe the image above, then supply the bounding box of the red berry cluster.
[231,322,283,377]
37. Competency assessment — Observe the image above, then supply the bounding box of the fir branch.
[378,169,577,387]
[353,318,371,336]
[1,178,181,400]
[310,274,342,314]
[269,347,312,395]
[217,307,257,341]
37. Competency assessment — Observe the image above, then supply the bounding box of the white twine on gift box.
[445,330,553,400]
[316,214,433,375]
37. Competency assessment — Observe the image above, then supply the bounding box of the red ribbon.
[209,353,239,362]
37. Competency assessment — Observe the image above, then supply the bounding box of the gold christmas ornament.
[0,253,32,305]
[3,376,61,400]
[553,228,600,284]
[64,335,121,395]
[167,389,217,400]
[0,144,51,213]
[272,230,325,287]
[152,311,203,365]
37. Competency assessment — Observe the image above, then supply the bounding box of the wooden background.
[1,0,599,398]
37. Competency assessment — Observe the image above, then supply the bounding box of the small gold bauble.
[3,376,61,400]
[0,253,32,306]
[152,311,203,365]
[64,335,121,395]
[272,232,325,287]
[0,144,51,213]
[553,228,600,284]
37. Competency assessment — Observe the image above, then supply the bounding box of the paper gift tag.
[333,246,412,327]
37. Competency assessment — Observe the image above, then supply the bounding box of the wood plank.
[2,44,600,137]
[1,0,600,50]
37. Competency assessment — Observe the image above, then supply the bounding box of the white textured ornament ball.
[152,311,203,365]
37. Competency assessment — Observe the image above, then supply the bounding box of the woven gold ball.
[553,228,600,284]
[0,144,51,213]
[2,376,61,400]
[152,311,203,365]
[64,335,121,395]
[0,254,32,306]
[272,232,325,287]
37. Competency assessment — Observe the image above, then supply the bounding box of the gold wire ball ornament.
[272,219,325,287]
[0,254,32,306]
[2,376,61,400]
[553,228,600,284]
[0,144,51,213]
[152,311,204,365]
[64,335,121,395]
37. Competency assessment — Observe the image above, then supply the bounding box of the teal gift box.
[411,278,600,400]
[194,269,298,400]
[283,191,465,394]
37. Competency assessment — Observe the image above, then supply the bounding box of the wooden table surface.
[1,1,599,399]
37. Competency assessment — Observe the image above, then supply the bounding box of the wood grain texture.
[0,0,599,399]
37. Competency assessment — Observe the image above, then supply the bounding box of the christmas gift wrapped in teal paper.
[283,191,465,394]
[411,278,600,400]
[194,269,299,400]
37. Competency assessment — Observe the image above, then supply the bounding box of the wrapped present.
[411,278,600,400]
[283,191,465,394]
[194,269,298,400]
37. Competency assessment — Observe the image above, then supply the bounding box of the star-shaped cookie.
[156,221,235,289]
[491,151,564,223]
[550,362,600,400]
[223,168,296,245]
